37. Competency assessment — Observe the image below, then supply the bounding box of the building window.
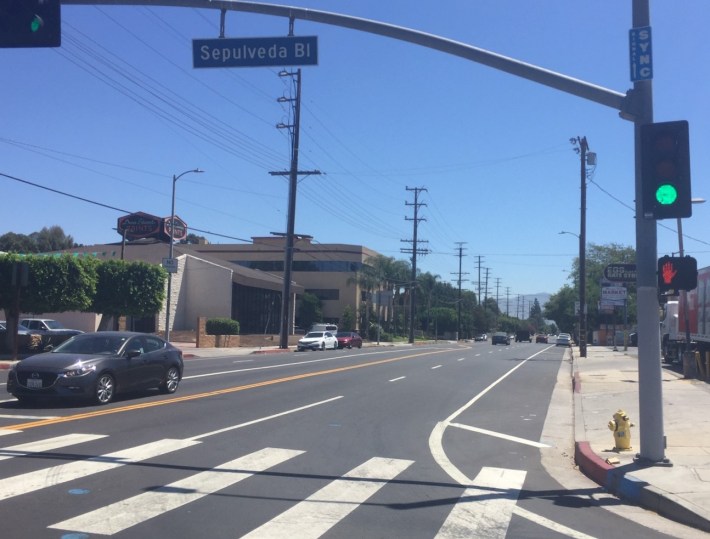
[306,289,340,301]
[233,260,364,273]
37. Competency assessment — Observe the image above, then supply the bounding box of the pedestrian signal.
[657,255,697,294]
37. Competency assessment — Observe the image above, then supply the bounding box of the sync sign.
[629,26,652,82]
[193,36,318,68]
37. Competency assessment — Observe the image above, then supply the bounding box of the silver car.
[556,333,572,347]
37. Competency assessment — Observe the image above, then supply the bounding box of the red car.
[336,331,363,349]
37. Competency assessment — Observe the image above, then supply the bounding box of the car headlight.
[62,364,96,378]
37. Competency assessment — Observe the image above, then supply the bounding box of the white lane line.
[448,423,551,449]
[0,430,20,437]
[437,467,526,539]
[242,457,414,539]
[183,349,398,380]
[0,433,108,461]
[429,347,550,485]
[0,438,199,502]
[457,357,465,362]
[513,506,599,539]
[188,396,343,442]
[431,365,442,370]
[389,376,406,382]
[50,447,305,536]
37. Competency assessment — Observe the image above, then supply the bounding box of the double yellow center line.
[2,348,452,431]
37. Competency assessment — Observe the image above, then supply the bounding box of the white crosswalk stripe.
[436,466,527,538]
[49,447,305,536]
[242,456,414,539]
[0,432,540,537]
[0,438,199,501]
[0,433,107,462]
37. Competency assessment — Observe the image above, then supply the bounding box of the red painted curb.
[575,441,614,486]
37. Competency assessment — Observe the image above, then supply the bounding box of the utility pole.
[505,287,511,316]
[401,187,429,344]
[270,68,321,349]
[451,242,469,340]
[474,256,484,306]
[483,267,491,310]
[572,136,593,358]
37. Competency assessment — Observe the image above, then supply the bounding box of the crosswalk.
[0,431,529,538]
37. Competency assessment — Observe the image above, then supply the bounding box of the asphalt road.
[0,342,694,538]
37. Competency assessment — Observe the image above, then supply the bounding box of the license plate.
[27,378,43,389]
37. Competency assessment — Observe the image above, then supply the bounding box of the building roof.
[53,240,302,294]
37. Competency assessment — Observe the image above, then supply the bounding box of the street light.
[165,168,203,341]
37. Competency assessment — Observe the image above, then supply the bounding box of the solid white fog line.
[0,433,108,462]
[0,439,200,502]
[242,457,414,539]
[428,347,549,485]
[187,396,343,441]
[50,447,305,536]
[436,467,526,539]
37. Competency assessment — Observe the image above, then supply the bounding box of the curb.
[571,347,710,533]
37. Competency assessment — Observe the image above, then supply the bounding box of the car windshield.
[53,334,129,355]
[45,320,65,330]
[305,332,324,338]
[335,332,351,337]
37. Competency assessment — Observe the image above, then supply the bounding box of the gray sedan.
[7,331,183,405]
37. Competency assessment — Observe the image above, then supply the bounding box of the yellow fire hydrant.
[608,409,634,451]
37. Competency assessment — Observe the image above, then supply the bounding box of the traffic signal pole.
[632,0,668,464]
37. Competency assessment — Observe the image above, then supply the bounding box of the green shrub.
[206,318,240,335]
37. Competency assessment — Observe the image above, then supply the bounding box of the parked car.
[491,332,510,345]
[297,331,338,351]
[556,333,572,347]
[336,331,363,349]
[19,318,83,346]
[474,333,488,342]
[0,321,32,335]
[7,331,183,405]
[535,334,548,343]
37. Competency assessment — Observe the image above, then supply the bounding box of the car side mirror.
[126,349,142,359]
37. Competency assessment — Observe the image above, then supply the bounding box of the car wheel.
[320,342,325,351]
[160,366,181,394]
[95,373,115,405]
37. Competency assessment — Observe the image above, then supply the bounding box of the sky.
[1,0,709,303]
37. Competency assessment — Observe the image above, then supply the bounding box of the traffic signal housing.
[641,120,691,220]
[0,0,60,48]
[657,255,697,294]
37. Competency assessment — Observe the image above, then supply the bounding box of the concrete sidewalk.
[572,345,710,532]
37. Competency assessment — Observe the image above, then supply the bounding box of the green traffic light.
[30,15,43,33]
[656,184,678,205]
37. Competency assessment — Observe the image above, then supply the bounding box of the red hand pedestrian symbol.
[662,261,677,284]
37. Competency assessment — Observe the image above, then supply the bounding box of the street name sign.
[629,26,652,82]
[193,36,318,68]
[604,263,637,283]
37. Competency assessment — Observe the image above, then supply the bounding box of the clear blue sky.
[1,1,708,301]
